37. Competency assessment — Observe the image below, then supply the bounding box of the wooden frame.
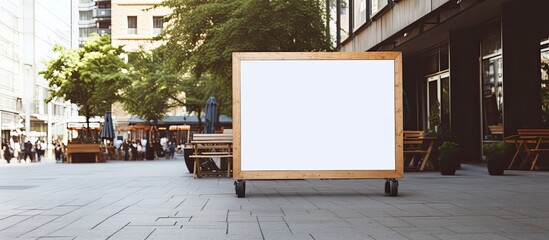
[232,52,403,180]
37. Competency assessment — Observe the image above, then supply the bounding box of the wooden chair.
[403,131,436,171]
[189,133,233,178]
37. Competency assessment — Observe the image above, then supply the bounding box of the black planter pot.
[487,159,505,175]
[439,158,458,175]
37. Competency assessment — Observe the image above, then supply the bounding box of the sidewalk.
[1,160,549,240]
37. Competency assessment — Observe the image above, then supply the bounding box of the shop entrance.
[426,71,450,131]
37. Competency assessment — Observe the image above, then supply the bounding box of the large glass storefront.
[481,24,503,142]
[422,46,450,132]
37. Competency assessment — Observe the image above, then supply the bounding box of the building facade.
[110,0,170,51]
[78,0,111,46]
[0,0,78,148]
[333,0,549,162]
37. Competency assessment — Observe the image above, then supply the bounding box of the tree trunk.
[85,106,91,139]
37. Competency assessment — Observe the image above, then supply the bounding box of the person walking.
[23,140,33,162]
[2,140,11,163]
[36,140,45,162]
[122,140,130,161]
[54,142,63,163]
[114,138,123,160]
[168,140,176,159]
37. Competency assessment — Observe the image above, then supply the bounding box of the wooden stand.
[66,144,101,163]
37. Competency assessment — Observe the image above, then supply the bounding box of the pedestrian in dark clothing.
[168,141,176,159]
[2,141,11,163]
[146,141,154,160]
[122,140,130,160]
[54,143,63,162]
[153,140,162,159]
[24,140,33,162]
[130,141,138,160]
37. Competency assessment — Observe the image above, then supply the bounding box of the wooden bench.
[488,124,503,136]
[403,130,436,171]
[190,134,233,178]
[66,144,101,163]
[505,129,549,170]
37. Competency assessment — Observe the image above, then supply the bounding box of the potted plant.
[438,141,459,175]
[483,142,507,175]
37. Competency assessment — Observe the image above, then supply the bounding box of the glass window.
[339,0,350,41]
[327,0,338,47]
[481,57,503,140]
[481,23,501,57]
[128,16,137,34]
[79,27,96,38]
[79,10,92,20]
[540,39,549,126]
[153,16,163,35]
[353,0,367,31]
[370,0,388,17]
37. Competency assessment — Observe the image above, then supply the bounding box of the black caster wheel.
[384,179,398,197]
[235,180,246,198]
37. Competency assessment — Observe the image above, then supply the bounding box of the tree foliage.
[40,33,131,134]
[122,46,181,127]
[158,0,333,115]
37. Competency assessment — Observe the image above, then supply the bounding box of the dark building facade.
[333,0,549,161]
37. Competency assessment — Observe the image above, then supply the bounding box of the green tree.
[158,0,333,115]
[40,33,131,138]
[122,46,181,137]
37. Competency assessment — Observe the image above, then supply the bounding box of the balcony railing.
[93,8,111,18]
[97,28,111,35]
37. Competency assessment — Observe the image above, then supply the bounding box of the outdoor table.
[505,129,549,170]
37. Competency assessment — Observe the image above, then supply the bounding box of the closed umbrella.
[100,111,115,140]
[203,97,218,133]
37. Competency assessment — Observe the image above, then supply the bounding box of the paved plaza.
[1,158,549,240]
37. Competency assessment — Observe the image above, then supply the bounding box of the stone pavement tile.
[433,233,511,240]
[505,232,549,240]
[507,218,549,231]
[180,220,227,230]
[258,221,292,233]
[326,208,365,218]
[256,216,284,222]
[247,209,285,217]
[0,215,33,231]
[147,227,229,240]
[442,225,498,234]
[153,217,187,226]
[507,207,549,218]
[394,227,454,240]
[39,206,81,216]
[3,215,57,238]
[372,217,414,228]
[107,225,156,240]
[228,215,257,222]
[285,220,351,232]
[263,232,314,240]
[386,203,450,217]
[227,221,262,236]
[310,231,376,240]
[187,213,227,223]
[400,216,465,228]
[357,210,394,218]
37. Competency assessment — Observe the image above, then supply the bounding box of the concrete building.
[110,0,170,51]
[0,0,78,149]
[78,0,111,46]
[332,0,549,163]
